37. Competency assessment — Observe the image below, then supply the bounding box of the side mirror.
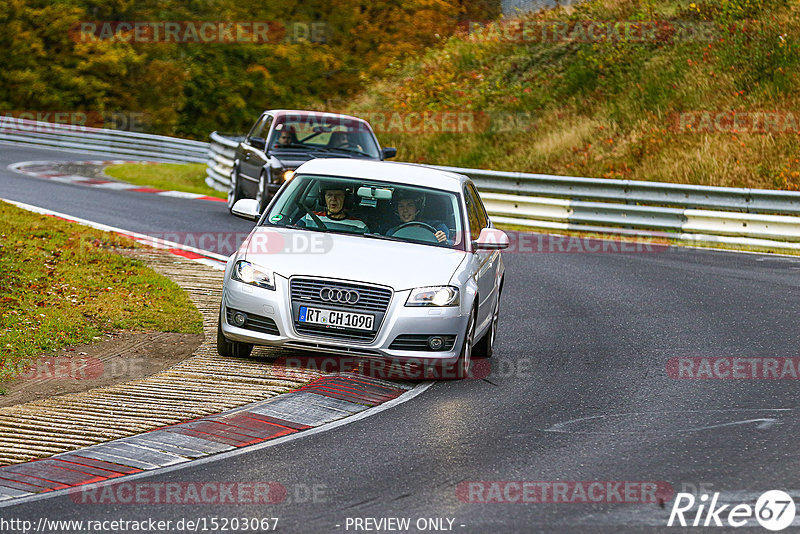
[473,228,509,251]
[250,137,266,150]
[231,199,261,221]
[382,147,397,160]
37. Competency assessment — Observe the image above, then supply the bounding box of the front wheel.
[255,171,270,214]
[474,292,500,359]
[444,310,475,379]
[227,165,243,213]
[217,307,253,358]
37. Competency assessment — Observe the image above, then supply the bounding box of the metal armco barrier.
[0,117,208,163]
[206,131,242,191]
[207,132,800,250]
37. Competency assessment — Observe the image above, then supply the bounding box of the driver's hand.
[434,230,447,243]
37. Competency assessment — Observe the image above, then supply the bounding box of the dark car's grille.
[290,278,391,313]
[226,308,280,336]
[289,278,392,343]
[389,334,456,352]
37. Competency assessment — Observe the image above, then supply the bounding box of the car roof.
[295,159,468,193]
[266,110,370,124]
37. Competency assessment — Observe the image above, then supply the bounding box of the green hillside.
[350,0,800,190]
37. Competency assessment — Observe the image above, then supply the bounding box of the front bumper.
[221,275,470,364]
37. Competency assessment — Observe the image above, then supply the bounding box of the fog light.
[232,311,247,327]
[428,336,444,350]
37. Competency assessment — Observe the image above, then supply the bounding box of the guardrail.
[206,132,800,251]
[205,131,242,191]
[0,117,208,163]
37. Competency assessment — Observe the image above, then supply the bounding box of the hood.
[240,227,466,290]
[272,153,315,170]
[272,151,373,170]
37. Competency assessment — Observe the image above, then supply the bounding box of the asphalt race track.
[3,143,800,532]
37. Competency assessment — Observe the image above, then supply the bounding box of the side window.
[467,184,489,230]
[247,114,272,142]
[463,186,483,241]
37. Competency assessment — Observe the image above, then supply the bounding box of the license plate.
[298,306,374,331]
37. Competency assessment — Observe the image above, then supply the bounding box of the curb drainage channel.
[0,373,412,503]
[0,250,325,466]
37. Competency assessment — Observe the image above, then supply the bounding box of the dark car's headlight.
[406,286,459,307]
[231,260,275,290]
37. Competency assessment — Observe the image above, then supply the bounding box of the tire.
[216,307,253,358]
[255,171,270,214]
[444,309,475,379]
[474,291,501,359]
[227,164,243,213]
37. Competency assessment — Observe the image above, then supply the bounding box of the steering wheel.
[394,221,438,234]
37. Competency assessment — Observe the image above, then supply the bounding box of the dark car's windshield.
[263,174,465,250]
[269,115,381,159]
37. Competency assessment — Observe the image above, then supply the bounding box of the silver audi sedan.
[218,159,509,378]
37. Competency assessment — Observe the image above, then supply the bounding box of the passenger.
[387,191,449,243]
[299,182,368,232]
[332,131,364,152]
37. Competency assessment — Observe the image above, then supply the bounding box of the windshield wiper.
[363,233,405,242]
[313,146,374,158]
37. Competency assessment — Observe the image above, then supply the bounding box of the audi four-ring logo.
[319,287,360,304]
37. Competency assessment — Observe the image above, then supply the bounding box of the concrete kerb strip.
[0,376,430,507]
[0,379,433,508]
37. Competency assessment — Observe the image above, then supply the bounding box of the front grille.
[226,308,280,336]
[389,334,456,351]
[290,278,391,313]
[289,277,392,344]
[293,323,376,342]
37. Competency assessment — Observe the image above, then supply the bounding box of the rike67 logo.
[668,490,796,531]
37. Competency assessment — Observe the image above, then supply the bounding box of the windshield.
[269,115,381,159]
[263,174,465,250]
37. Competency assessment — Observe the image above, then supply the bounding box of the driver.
[298,182,368,232]
[387,191,449,243]
[275,125,297,147]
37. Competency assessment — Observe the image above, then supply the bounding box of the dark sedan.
[228,110,396,213]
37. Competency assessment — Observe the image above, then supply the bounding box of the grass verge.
[104,162,226,199]
[0,201,204,384]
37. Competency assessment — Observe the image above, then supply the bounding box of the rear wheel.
[216,306,253,358]
[227,165,243,213]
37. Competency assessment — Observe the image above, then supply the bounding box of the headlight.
[406,286,459,307]
[283,170,295,182]
[231,260,275,290]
